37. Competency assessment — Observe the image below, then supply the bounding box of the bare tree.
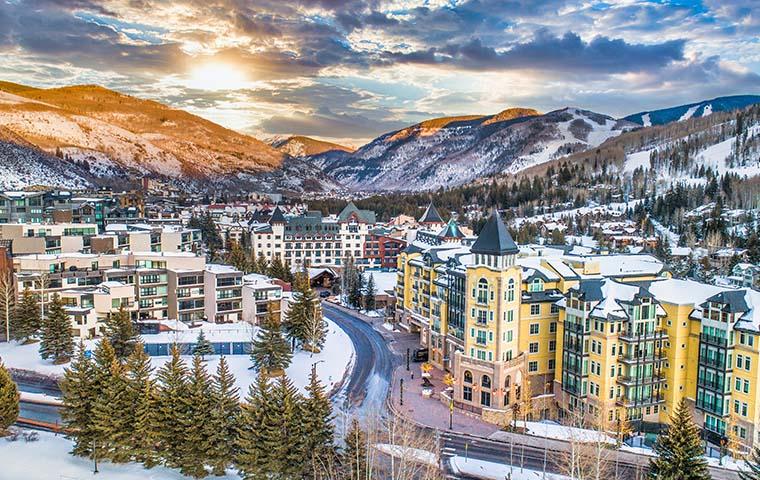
[0,272,13,342]
[556,407,616,480]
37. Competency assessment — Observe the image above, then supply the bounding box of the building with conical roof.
[418,202,445,228]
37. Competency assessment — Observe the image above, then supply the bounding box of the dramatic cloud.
[0,0,757,142]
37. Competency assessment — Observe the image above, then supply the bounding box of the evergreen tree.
[649,398,710,480]
[268,255,288,281]
[255,252,269,275]
[92,357,132,462]
[236,373,275,479]
[348,271,363,309]
[125,344,159,468]
[251,311,292,375]
[182,355,215,478]
[226,241,251,273]
[364,273,376,312]
[154,346,191,470]
[61,342,97,456]
[104,305,138,361]
[208,356,240,476]
[0,361,19,435]
[193,330,215,359]
[343,418,368,480]
[273,375,308,478]
[302,364,336,476]
[39,294,74,364]
[12,287,40,343]
[740,447,760,480]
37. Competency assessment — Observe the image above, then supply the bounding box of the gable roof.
[438,218,464,239]
[338,201,376,223]
[419,202,444,224]
[470,209,518,255]
[269,206,286,224]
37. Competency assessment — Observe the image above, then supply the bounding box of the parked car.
[412,348,429,362]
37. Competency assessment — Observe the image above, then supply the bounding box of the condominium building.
[242,273,284,325]
[0,222,98,255]
[205,264,244,323]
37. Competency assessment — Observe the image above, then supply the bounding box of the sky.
[0,0,758,147]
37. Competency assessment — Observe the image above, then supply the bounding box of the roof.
[470,209,518,256]
[419,202,444,224]
[338,202,376,224]
[269,206,286,224]
[437,218,464,239]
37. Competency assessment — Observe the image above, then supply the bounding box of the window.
[464,370,473,384]
[529,278,544,292]
[550,304,559,314]
[530,304,540,316]
[477,278,488,303]
[528,361,538,372]
[548,359,555,370]
[529,342,539,353]
[549,340,556,352]
[481,391,491,407]
[508,279,515,302]
[530,323,539,334]
[481,375,492,389]
[463,386,472,401]
[549,322,557,333]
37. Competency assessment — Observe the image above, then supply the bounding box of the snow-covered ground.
[0,429,242,480]
[1,318,354,397]
[449,456,570,480]
[374,444,438,467]
[519,420,615,444]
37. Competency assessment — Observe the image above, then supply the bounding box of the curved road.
[322,302,399,417]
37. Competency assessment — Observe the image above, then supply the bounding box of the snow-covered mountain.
[308,107,634,191]
[271,135,353,157]
[624,95,760,127]
[0,82,335,193]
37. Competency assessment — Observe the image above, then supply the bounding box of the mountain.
[308,107,634,191]
[0,82,335,192]
[271,135,354,157]
[624,95,760,127]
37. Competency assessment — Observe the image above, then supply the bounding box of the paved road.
[322,302,400,419]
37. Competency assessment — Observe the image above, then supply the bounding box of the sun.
[186,63,250,91]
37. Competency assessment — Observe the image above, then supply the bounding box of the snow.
[0,429,242,479]
[449,456,570,480]
[1,318,354,397]
[650,218,680,245]
[19,391,63,405]
[642,113,652,127]
[702,104,713,117]
[624,149,653,173]
[522,420,615,444]
[678,105,700,121]
[374,444,438,467]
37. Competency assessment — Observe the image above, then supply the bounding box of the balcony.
[617,374,665,386]
[562,382,586,397]
[699,355,729,370]
[615,394,665,408]
[700,333,729,348]
[564,321,586,334]
[696,397,728,417]
[619,329,667,342]
[697,377,726,392]
[620,353,660,365]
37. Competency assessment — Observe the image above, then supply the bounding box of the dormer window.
[529,278,544,292]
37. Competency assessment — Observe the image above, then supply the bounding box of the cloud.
[390,31,686,74]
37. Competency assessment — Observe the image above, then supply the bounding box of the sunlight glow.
[187,63,250,91]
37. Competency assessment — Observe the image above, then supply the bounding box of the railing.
[564,321,586,334]
[700,333,729,348]
[697,377,726,391]
[696,397,728,417]
[616,393,665,407]
[619,329,667,342]
[617,374,665,386]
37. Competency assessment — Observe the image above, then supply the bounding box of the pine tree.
[104,305,138,361]
[236,373,275,479]
[740,447,760,480]
[61,341,96,456]
[302,364,336,477]
[348,271,363,309]
[273,375,307,478]
[255,252,269,275]
[649,398,710,480]
[125,344,159,468]
[208,356,240,475]
[193,329,215,359]
[364,273,376,312]
[154,345,191,470]
[226,241,251,273]
[251,311,292,376]
[285,269,322,349]
[12,287,40,343]
[182,355,215,478]
[92,358,132,462]
[343,418,368,480]
[0,361,19,435]
[39,294,74,364]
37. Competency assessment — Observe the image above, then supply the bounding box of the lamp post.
[400,378,404,406]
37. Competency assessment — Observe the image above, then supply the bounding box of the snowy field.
[0,429,242,480]
[0,317,354,397]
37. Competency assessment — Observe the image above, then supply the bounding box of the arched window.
[481,375,492,389]
[530,278,544,292]
[464,370,473,384]
[504,376,511,388]
[508,279,515,302]
[477,278,488,303]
